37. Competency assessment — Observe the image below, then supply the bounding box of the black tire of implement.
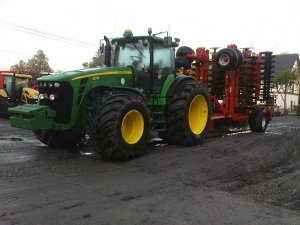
[164,80,210,145]
[232,48,244,68]
[175,56,193,70]
[215,48,243,70]
[176,46,195,57]
[249,109,268,132]
[87,91,150,161]
[33,129,86,148]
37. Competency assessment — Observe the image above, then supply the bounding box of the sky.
[0,0,299,72]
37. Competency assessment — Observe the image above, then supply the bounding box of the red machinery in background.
[177,44,275,132]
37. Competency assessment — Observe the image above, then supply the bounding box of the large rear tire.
[33,129,85,148]
[87,91,150,161]
[164,80,210,145]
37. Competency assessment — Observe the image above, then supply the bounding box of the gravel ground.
[0,116,300,225]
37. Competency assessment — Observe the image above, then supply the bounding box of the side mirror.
[100,43,104,54]
[164,36,172,47]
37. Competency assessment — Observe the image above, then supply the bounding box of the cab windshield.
[114,42,150,69]
[4,76,29,96]
[15,77,30,89]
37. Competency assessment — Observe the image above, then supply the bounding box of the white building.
[273,54,299,112]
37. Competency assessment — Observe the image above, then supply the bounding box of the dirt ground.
[0,116,300,225]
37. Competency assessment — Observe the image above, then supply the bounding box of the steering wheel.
[130,56,142,62]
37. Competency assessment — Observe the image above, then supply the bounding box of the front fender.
[22,87,39,100]
[113,86,147,102]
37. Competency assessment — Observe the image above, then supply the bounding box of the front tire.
[33,129,85,148]
[164,80,210,145]
[87,91,150,160]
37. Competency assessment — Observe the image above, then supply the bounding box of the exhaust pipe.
[104,36,111,67]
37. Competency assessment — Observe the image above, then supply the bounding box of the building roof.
[273,54,299,76]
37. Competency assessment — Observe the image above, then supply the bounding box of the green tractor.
[9,29,210,160]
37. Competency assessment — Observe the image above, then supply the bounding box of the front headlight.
[38,94,44,100]
[54,82,60,88]
[49,94,56,101]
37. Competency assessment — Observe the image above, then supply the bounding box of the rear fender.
[166,75,196,98]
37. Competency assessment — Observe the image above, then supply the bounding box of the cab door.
[151,42,175,93]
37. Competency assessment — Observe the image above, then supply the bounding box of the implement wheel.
[249,109,269,132]
[33,129,85,148]
[87,91,150,160]
[165,80,210,145]
[215,48,243,70]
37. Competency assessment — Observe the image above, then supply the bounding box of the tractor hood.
[38,67,133,82]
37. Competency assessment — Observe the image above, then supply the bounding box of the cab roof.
[112,35,179,47]
[0,72,33,78]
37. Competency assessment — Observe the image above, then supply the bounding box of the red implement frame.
[186,45,273,131]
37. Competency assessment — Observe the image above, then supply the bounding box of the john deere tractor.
[9,29,210,160]
[0,71,38,117]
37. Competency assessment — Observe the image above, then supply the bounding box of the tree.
[26,50,53,78]
[82,62,89,69]
[82,46,103,69]
[10,50,53,79]
[274,68,298,114]
[10,60,27,72]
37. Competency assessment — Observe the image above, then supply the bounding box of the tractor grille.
[38,81,73,123]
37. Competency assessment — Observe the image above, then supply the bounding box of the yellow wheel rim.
[121,110,144,144]
[188,95,208,134]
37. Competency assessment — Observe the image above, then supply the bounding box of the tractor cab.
[108,29,178,93]
[0,71,38,117]
[0,72,33,100]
